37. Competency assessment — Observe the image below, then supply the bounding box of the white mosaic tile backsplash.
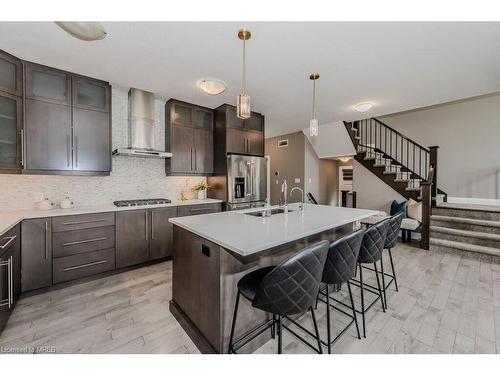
[0,86,205,211]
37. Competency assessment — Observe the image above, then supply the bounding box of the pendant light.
[237,29,251,119]
[309,73,320,136]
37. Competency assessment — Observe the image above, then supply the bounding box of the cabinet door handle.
[9,256,13,307]
[66,134,71,167]
[145,211,149,241]
[0,235,16,250]
[45,221,49,260]
[0,257,12,308]
[74,135,79,167]
[190,148,193,171]
[61,219,106,225]
[63,260,107,272]
[62,237,107,246]
[189,207,213,213]
[20,129,25,166]
[151,211,155,240]
[194,148,197,171]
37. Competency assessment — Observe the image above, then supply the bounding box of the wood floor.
[1,242,500,354]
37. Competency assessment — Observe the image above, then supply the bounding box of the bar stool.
[227,240,330,354]
[351,219,389,337]
[317,230,365,353]
[381,213,404,307]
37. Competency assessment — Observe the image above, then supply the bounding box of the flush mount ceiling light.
[339,157,352,162]
[354,102,374,113]
[309,73,320,137]
[198,79,227,95]
[236,28,251,119]
[55,22,107,41]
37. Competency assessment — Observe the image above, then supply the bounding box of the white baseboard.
[447,196,500,206]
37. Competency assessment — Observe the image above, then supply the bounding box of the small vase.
[198,190,207,200]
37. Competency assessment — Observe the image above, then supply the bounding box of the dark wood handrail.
[371,118,430,153]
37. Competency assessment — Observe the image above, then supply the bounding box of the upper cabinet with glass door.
[72,76,110,112]
[0,50,22,97]
[25,63,71,106]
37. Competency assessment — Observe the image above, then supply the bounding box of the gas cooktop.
[113,198,172,207]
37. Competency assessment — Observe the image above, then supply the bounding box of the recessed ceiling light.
[198,79,227,95]
[55,22,107,41]
[339,157,352,162]
[354,102,374,113]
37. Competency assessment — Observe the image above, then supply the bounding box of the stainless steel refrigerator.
[208,154,268,210]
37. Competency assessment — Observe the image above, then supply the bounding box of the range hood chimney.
[112,88,172,159]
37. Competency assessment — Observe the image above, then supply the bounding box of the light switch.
[295,178,301,184]
[309,178,312,183]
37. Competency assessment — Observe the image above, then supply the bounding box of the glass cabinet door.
[25,64,71,105]
[73,78,110,112]
[0,94,21,168]
[0,51,22,96]
[226,106,245,129]
[172,103,193,127]
[246,113,263,132]
[194,108,213,130]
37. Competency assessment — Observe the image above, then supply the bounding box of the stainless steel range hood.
[112,88,172,159]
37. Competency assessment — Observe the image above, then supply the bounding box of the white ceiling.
[1,22,500,137]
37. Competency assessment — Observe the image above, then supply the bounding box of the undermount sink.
[245,208,293,217]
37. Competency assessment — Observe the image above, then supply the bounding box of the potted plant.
[192,181,210,200]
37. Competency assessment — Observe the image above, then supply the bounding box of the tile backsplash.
[0,86,206,211]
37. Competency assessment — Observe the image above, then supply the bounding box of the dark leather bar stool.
[381,213,404,306]
[351,219,389,337]
[227,240,329,354]
[317,230,365,353]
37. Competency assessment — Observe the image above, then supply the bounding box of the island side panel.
[219,223,354,354]
[172,226,221,352]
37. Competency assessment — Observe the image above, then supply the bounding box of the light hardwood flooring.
[1,243,500,354]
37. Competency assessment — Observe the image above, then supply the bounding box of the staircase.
[430,204,500,259]
[344,118,447,203]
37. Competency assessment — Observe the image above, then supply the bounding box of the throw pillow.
[390,200,407,218]
[407,198,422,222]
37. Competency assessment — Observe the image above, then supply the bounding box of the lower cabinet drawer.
[53,248,115,284]
[177,203,221,217]
[52,226,115,258]
[52,212,115,232]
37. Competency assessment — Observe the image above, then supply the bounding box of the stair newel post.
[429,146,439,207]
[421,180,432,250]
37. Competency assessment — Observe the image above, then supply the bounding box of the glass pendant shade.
[310,118,319,137]
[237,94,251,119]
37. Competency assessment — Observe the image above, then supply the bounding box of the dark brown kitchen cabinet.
[23,61,111,175]
[21,218,52,292]
[214,104,265,161]
[0,49,22,97]
[149,207,178,260]
[72,76,110,112]
[25,63,71,105]
[166,99,214,175]
[25,99,72,171]
[0,50,23,174]
[0,224,21,334]
[115,210,150,268]
[72,107,111,172]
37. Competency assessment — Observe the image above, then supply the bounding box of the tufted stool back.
[384,213,404,249]
[252,240,329,316]
[358,219,389,264]
[322,230,365,285]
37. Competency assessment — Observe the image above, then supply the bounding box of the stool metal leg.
[310,307,323,354]
[373,262,386,313]
[228,290,241,353]
[380,255,387,310]
[388,248,399,291]
[277,315,283,354]
[271,314,276,339]
[347,280,361,339]
[359,263,366,338]
[325,284,331,354]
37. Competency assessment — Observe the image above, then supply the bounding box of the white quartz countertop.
[0,199,223,236]
[169,203,378,257]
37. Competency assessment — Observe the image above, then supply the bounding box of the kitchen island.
[169,203,377,353]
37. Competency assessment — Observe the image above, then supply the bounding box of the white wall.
[379,93,500,201]
[302,121,356,159]
[0,86,204,211]
[353,159,405,213]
